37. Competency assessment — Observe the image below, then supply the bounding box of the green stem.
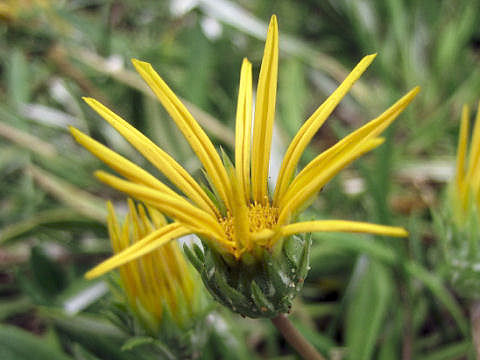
[470,300,480,360]
[271,314,326,360]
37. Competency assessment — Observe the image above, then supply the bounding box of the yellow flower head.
[71,15,418,280]
[440,102,480,299]
[0,0,46,21]
[106,199,205,331]
[450,102,480,225]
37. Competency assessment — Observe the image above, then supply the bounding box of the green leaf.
[420,341,471,360]
[71,343,103,360]
[0,297,32,321]
[30,246,67,297]
[279,57,307,137]
[291,319,336,355]
[7,49,30,109]
[184,22,214,110]
[0,324,72,360]
[345,259,394,360]
[121,336,155,351]
[404,261,469,335]
[312,233,398,265]
[38,309,148,360]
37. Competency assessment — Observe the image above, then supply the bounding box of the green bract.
[184,235,311,318]
[439,199,480,299]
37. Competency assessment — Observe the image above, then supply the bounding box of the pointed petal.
[131,59,233,210]
[107,201,121,253]
[235,58,253,203]
[85,223,190,279]
[278,87,420,220]
[467,101,480,175]
[465,102,480,197]
[274,54,377,205]
[229,167,250,249]
[307,87,418,176]
[82,97,219,217]
[70,126,194,208]
[300,87,419,178]
[281,220,408,238]
[251,15,279,205]
[95,170,225,239]
[456,105,470,201]
[278,138,384,224]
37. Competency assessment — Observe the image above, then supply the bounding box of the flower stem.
[271,314,326,360]
[471,300,480,360]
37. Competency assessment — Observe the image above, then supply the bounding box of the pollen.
[220,202,279,246]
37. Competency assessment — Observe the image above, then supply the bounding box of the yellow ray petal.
[250,228,277,248]
[292,86,419,188]
[235,58,253,203]
[277,86,420,217]
[85,222,190,279]
[281,220,408,238]
[467,101,480,175]
[131,59,233,211]
[147,205,168,228]
[107,201,121,253]
[278,138,384,224]
[83,97,219,217]
[251,15,279,205]
[456,105,470,201]
[137,202,154,236]
[95,170,225,239]
[465,102,480,196]
[273,54,377,205]
[127,199,142,240]
[229,168,250,249]
[70,127,188,206]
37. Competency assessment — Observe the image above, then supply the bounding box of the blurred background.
[1,0,480,359]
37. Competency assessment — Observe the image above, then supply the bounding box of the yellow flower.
[0,0,45,21]
[106,199,205,331]
[71,15,418,280]
[450,102,480,225]
[440,102,480,299]
[1,0,55,23]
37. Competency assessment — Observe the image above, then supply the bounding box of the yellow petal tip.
[395,228,409,237]
[84,265,106,279]
[360,53,377,67]
[68,126,79,136]
[131,58,151,70]
[84,270,98,280]
[94,170,108,180]
[267,15,278,36]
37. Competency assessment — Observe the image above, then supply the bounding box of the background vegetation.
[1,0,480,359]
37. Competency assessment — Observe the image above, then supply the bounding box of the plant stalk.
[471,300,480,360]
[271,314,326,360]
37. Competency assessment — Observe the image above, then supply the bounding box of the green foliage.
[0,325,72,360]
[345,260,394,360]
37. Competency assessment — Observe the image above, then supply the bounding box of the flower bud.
[439,103,480,299]
[105,199,211,358]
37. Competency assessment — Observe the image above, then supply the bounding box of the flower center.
[220,203,279,246]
